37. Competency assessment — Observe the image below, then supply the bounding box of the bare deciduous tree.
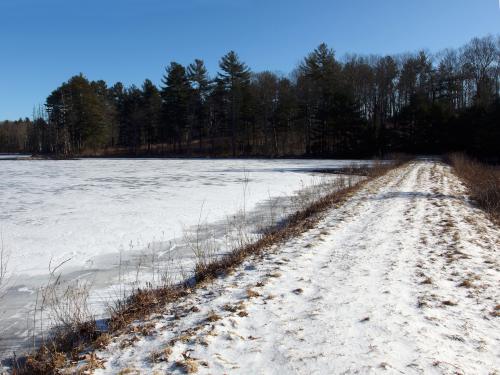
[462,36,497,104]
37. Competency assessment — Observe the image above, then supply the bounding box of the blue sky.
[1,0,499,120]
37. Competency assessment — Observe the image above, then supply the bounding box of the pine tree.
[217,51,251,156]
[120,85,143,153]
[141,79,161,152]
[45,74,108,155]
[298,43,342,154]
[187,59,211,151]
[161,62,192,152]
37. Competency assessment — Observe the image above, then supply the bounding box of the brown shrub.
[448,153,500,222]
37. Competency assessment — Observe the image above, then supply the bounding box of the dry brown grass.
[176,358,199,374]
[13,157,406,374]
[117,368,141,375]
[163,346,173,361]
[92,333,111,349]
[246,288,260,298]
[448,153,500,223]
[490,305,500,318]
[458,279,474,288]
[420,277,433,285]
[222,304,238,313]
[206,311,221,322]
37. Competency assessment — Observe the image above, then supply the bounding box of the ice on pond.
[0,158,365,276]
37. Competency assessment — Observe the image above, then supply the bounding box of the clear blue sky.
[1,0,499,120]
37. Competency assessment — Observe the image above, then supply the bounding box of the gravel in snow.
[75,160,499,374]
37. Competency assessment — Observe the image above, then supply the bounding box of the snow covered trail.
[84,160,499,375]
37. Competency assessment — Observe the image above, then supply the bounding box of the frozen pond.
[0,158,368,276]
[0,157,368,359]
[0,154,31,160]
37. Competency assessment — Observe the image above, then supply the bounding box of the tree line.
[2,34,499,158]
[0,118,30,153]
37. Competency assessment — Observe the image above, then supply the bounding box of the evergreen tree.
[161,62,192,152]
[142,79,162,152]
[298,43,342,154]
[217,51,251,156]
[109,82,125,148]
[45,74,108,155]
[187,59,211,151]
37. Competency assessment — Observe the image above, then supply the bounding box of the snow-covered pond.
[0,157,368,357]
[0,158,366,276]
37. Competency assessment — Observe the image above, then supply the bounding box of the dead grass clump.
[23,349,67,375]
[117,368,141,375]
[441,219,454,228]
[379,362,389,369]
[206,311,221,322]
[490,305,500,318]
[150,350,162,363]
[93,333,111,349]
[417,297,428,309]
[18,319,101,374]
[119,336,139,349]
[458,279,474,288]
[133,322,156,336]
[246,288,260,298]
[176,358,199,374]
[108,285,187,332]
[420,277,433,285]
[177,333,193,344]
[162,346,173,362]
[78,352,106,372]
[222,304,238,313]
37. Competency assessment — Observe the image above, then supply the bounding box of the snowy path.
[86,161,499,375]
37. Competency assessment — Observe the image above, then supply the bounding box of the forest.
[1,34,499,159]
